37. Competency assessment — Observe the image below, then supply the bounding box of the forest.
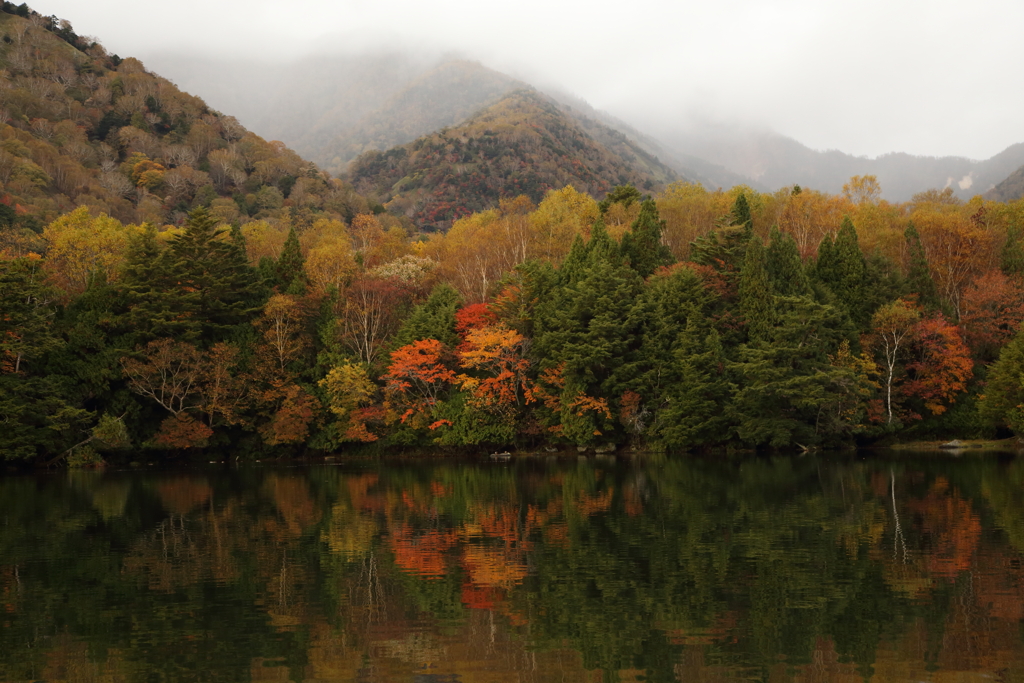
[5,3,1024,464]
[7,170,1024,463]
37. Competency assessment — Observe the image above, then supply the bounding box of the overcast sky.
[38,0,1024,160]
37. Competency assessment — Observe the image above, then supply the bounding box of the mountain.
[346,89,679,230]
[545,91,754,191]
[151,53,524,177]
[150,53,731,187]
[652,124,1024,201]
[0,6,367,246]
[984,161,1024,202]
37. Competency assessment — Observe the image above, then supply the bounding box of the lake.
[2,452,1024,682]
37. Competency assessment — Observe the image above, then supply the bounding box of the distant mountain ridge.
[346,89,678,230]
[150,53,733,188]
[148,48,1024,203]
[653,125,1024,201]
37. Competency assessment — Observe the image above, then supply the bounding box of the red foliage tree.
[960,270,1024,360]
[381,339,456,426]
[902,314,973,418]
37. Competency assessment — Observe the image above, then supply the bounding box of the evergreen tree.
[633,266,713,400]
[689,192,755,285]
[620,198,674,278]
[765,226,810,297]
[391,283,462,350]
[979,325,1024,433]
[730,192,753,237]
[814,233,837,284]
[559,234,589,286]
[739,237,775,344]
[904,223,938,309]
[0,257,92,460]
[534,238,644,445]
[729,296,859,448]
[655,324,730,449]
[120,208,262,344]
[814,217,867,325]
[276,225,307,293]
[598,185,642,215]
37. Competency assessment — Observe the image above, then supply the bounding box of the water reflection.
[2,454,1024,682]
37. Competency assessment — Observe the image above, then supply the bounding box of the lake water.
[3,452,1024,682]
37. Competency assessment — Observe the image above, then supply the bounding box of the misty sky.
[40,0,1024,160]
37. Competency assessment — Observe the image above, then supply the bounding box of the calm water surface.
[3,453,1024,682]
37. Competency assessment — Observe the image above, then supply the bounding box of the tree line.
[5,177,1024,462]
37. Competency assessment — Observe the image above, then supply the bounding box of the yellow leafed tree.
[42,206,143,296]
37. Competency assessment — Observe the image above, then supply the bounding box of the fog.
[39,0,1024,161]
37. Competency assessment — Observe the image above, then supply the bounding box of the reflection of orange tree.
[388,524,457,578]
[906,477,981,581]
[875,475,983,603]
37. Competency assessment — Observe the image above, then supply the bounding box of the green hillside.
[347,89,678,230]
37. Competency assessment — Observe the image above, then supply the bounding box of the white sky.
[38,0,1024,160]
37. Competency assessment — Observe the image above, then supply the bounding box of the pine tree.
[620,198,673,278]
[534,241,645,445]
[559,234,588,286]
[729,296,857,447]
[655,323,730,449]
[689,193,754,284]
[730,192,753,237]
[277,225,307,293]
[739,237,775,344]
[832,216,868,323]
[391,283,462,350]
[633,266,713,399]
[903,223,938,309]
[598,185,642,215]
[121,208,261,344]
[814,217,867,325]
[765,226,810,297]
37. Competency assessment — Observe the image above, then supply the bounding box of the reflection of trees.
[2,458,1024,682]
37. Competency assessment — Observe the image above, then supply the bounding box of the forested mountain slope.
[985,163,1024,202]
[307,60,523,176]
[152,52,733,187]
[346,89,679,230]
[0,6,368,256]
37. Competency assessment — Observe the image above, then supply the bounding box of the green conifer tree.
[729,296,858,447]
[598,185,642,215]
[276,226,307,293]
[632,266,713,399]
[534,241,644,445]
[655,324,730,449]
[620,198,674,278]
[121,208,261,344]
[739,237,775,344]
[730,192,753,237]
[814,218,867,324]
[765,226,810,297]
[391,283,462,350]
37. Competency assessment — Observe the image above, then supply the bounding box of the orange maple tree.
[381,338,456,426]
[456,324,535,415]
